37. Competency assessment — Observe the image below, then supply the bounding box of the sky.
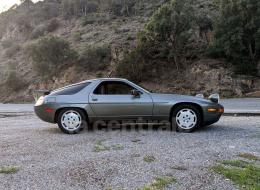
[0,0,41,13]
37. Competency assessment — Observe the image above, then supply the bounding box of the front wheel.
[171,104,201,133]
[57,108,87,134]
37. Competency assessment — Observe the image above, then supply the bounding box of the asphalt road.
[0,113,259,190]
[0,103,33,113]
[220,98,260,114]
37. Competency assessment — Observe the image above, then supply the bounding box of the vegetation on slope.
[209,0,260,75]
[117,0,260,81]
[25,35,77,79]
[0,0,259,101]
[117,0,197,81]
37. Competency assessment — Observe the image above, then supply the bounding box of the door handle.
[92,98,98,101]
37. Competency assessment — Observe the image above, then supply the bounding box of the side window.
[93,81,135,95]
[107,82,134,95]
[51,82,90,95]
[93,83,106,94]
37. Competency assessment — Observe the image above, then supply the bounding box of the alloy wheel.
[61,110,82,132]
[175,108,197,130]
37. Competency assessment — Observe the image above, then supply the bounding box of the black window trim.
[50,82,90,96]
[93,81,140,95]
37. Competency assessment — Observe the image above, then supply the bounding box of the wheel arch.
[54,107,89,123]
[169,102,203,122]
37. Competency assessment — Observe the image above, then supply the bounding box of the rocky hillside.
[0,0,259,103]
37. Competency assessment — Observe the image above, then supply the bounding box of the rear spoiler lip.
[33,90,51,102]
[34,90,51,96]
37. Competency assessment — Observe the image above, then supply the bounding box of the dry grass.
[212,158,260,190]
[143,155,156,163]
[0,166,20,174]
[238,153,260,161]
[139,176,176,190]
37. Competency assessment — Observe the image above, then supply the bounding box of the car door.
[89,81,153,120]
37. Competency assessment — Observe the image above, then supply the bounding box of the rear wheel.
[57,108,87,134]
[171,104,201,133]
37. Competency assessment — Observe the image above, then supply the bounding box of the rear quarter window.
[50,82,90,96]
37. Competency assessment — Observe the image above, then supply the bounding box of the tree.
[78,44,111,71]
[139,0,195,69]
[25,36,78,79]
[116,0,195,81]
[210,0,260,75]
[4,64,25,91]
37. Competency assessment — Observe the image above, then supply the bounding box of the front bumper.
[202,104,224,126]
[34,104,56,123]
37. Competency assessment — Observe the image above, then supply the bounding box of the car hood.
[150,93,213,104]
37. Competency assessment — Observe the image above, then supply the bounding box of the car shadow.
[41,127,62,134]
[42,123,226,134]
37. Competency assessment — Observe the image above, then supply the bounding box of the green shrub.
[30,25,47,39]
[234,59,258,76]
[143,0,195,68]
[81,13,111,26]
[207,41,225,58]
[73,32,82,42]
[46,18,59,32]
[31,19,59,39]
[116,0,195,81]
[5,65,25,91]
[78,44,111,71]
[116,48,147,82]
[25,35,78,79]
[209,0,260,75]
[81,17,96,25]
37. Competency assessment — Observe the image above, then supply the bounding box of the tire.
[171,104,202,133]
[57,108,87,134]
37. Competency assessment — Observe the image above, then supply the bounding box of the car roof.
[84,78,128,82]
[53,78,128,92]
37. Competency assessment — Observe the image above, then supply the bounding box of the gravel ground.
[0,114,260,190]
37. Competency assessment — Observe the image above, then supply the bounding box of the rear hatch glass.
[50,82,90,96]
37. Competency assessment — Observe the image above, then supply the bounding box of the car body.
[34,78,224,134]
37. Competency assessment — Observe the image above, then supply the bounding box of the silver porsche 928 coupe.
[34,78,224,134]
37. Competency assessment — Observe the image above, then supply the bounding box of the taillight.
[44,108,54,113]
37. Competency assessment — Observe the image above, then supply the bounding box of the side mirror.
[209,94,220,103]
[131,89,141,98]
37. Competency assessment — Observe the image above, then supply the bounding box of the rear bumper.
[34,104,56,123]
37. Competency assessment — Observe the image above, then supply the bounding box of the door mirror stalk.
[131,90,141,98]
